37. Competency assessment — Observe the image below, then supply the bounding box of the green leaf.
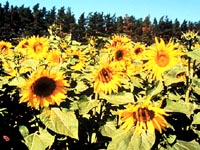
[165,99,197,117]
[192,112,200,124]
[20,59,39,68]
[78,96,99,115]
[130,130,155,150]
[166,134,177,144]
[74,80,89,94]
[100,91,134,105]
[39,108,78,139]
[107,128,155,150]
[38,129,55,148]
[169,140,200,150]
[147,81,164,97]
[8,76,25,86]
[168,92,184,101]
[191,77,200,94]
[107,129,132,150]
[164,64,186,86]
[24,133,44,150]
[187,49,200,61]
[165,64,186,78]
[19,125,29,138]
[24,129,54,150]
[100,120,117,137]
[193,129,200,137]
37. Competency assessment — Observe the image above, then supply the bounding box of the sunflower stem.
[185,57,191,103]
[185,49,195,103]
[94,92,98,101]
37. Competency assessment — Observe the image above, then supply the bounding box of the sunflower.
[108,34,132,47]
[26,36,49,60]
[132,42,146,60]
[18,68,69,109]
[93,62,122,95]
[0,41,13,57]
[116,97,169,135]
[143,37,183,80]
[46,49,63,66]
[109,44,132,70]
[15,38,29,55]
[65,47,87,71]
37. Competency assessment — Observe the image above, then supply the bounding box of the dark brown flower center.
[134,107,155,122]
[22,41,29,48]
[1,45,8,51]
[99,68,113,83]
[134,48,143,55]
[116,50,124,61]
[73,55,79,59]
[31,77,56,97]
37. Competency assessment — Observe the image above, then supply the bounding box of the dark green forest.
[0,1,200,44]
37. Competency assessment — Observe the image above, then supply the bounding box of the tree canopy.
[0,1,200,44]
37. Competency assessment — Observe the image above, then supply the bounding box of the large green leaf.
[165,99,197,117]
[24,129,55,150]
[39,108,78,139]
[107,128,155,150]
[100,91,134,105]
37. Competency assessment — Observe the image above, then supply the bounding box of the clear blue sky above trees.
[1,0,200,22]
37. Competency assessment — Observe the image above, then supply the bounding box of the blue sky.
[1,0,200,22]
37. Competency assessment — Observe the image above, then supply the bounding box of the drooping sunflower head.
[27,36,49,59]
[93,62,122,95]
[181,30,198,43]
[65,47,87,70]
[18,68,69,109]
[116,97,169,135]
[143,37,183,80]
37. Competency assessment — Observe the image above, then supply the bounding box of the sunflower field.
[0,24,200,150]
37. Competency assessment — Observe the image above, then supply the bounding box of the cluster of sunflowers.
[0,26,200,149]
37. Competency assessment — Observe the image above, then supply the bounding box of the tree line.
[0,1,200,44]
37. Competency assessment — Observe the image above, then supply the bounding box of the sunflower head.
[110,34,132,47]
[65,47,87,71]
[93,62,122,95]
[132,42,146,60]
[27,36,49,59]
[46,49,63,66]
[116,97,169,135]
[181,30,198,42]
[18,68,69,109]
[110,44,132,69]
[143,37,183,80]
[0,41,13,57]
